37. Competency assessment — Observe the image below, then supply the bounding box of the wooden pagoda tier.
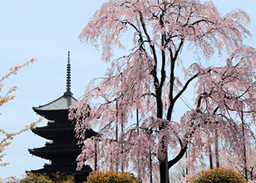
[27,52,96,183]
[31,123,97,141]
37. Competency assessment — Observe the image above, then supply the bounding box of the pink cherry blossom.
[69,1,255,182]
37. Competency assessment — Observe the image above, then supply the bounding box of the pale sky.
[0,0,255,180]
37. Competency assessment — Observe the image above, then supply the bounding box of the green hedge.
[189,167,247,183]
[87,170,139,183]
[20,174,52,183]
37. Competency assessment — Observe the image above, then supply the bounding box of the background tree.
[188,45,256,178]
[70,0,255,182]
[0,59,43,182]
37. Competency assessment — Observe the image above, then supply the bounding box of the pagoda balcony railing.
[52,161,76,166]
[45,141,79,146]
[53,140,79,145]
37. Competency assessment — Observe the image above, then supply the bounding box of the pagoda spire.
[64,51,72,96]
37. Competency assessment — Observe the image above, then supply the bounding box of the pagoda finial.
[68,51,70,64]
[64,51,72,96]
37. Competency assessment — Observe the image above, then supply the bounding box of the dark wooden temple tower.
[28,52,96,182]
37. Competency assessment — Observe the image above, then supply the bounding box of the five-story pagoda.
[27,52,96,182]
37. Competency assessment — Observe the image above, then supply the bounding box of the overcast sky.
[0,0,256,180]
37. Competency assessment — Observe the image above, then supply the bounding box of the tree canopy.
[70,0,256,182]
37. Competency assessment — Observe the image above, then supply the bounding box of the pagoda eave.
[26,164,92,175]
[29,146,81,153]
[29,150,81,160]
[31,127,97,140]
[31,128,76,140]
[33,108,69,121]
[32,125,75,132]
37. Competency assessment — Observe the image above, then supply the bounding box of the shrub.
[189,167,247,183]
[86,170,139,183]
[51,172,74,183]
[20,173,52,183]
[20,172,75,183]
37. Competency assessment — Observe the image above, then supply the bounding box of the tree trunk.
[209,145,213,169]
[121,115,124,172]
[250,168,253,181]
[185,150,188,175]
[160,159,168,183]
[241,111,248,181]
[159,146,170,183]
[215,128,220,168]
[136,109,140,179]
[94,139,97,171]
[159,145,170,183]
[116,101,119,171]
[149,150,153,183]
[116,124,118,171]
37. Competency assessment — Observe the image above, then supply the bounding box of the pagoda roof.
[29,144,81,153]
[32,124,75,132]
[27,164,92,175]
[29,145,81,159]
[32,125,97,140]
[33,94,77,112]
[32,51,78,120]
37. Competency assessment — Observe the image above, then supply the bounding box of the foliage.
[19,173,75,183]
[50,172,75,183]
[188,167,247,183]
[0,59,43,182]
[0,58,38,165]
[70,0,256,182]
[86,170,139,183]
[20,173,52,183]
